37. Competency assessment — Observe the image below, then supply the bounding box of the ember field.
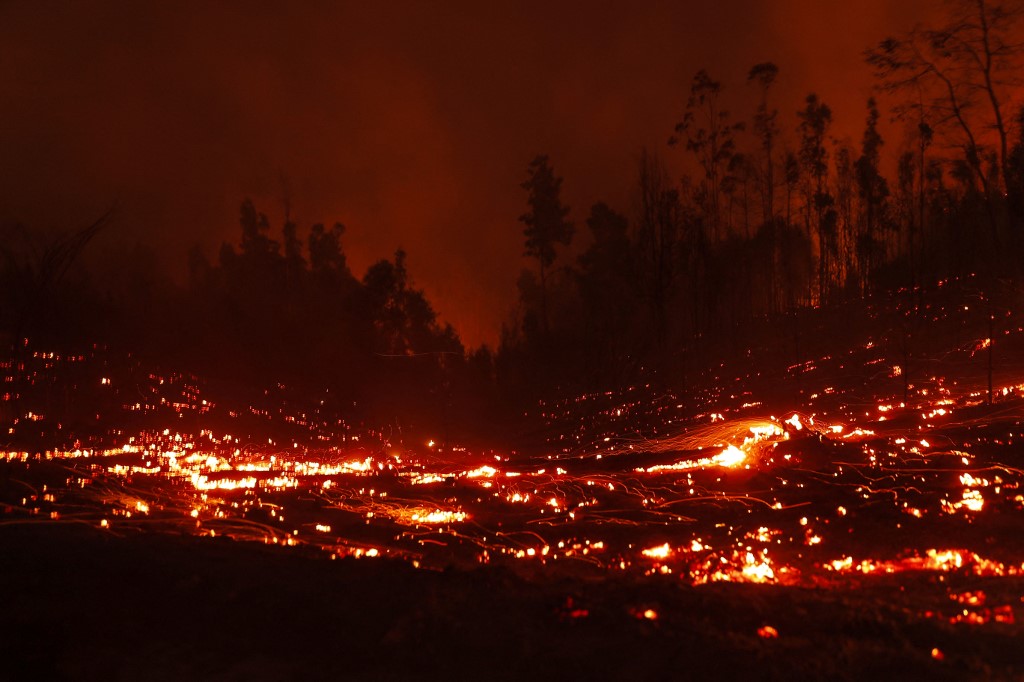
[5,282,1024,679]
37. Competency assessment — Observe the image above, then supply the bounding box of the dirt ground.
[3,524,1022,681]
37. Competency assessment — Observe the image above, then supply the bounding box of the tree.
[941,0,1020,196]
[278,182,305,290]
[635,149,682,345]
[360,247,463,400]
[783,151,800,229]
[725,152,756,238]
[855,97,890,291]
[282,216,305,287]
[882,86,935,287]
[519,155,573,336]
[577,203,636,383]
[797,93,835,303]
[238,198,279,262]
[578,203,633,303]
[833,142,857,288]
[670,69,744,240]
[893,142,926,287]
[1006,107,1024,237]
[306,221,359,351]
[748,62,780,224]
[0,209,112,348]
[902,115,934,285]
[866,0,1023,251]
[308,223,351,277]
[747,63,781,307]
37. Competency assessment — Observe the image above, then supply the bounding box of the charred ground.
[5,280,1024,679]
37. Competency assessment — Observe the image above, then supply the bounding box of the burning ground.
[5,281,1024,679]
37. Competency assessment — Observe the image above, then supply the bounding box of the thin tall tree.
[519,155,573,336]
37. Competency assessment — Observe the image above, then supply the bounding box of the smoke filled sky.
[1,0,939,347]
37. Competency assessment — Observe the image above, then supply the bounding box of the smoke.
[0,0,936,347]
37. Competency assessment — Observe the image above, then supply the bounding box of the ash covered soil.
[6,279,1024,680]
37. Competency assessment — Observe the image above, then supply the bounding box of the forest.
[2,1,1022,434]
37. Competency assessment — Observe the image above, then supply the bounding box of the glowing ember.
[410,509,468,524]
[739,551,776,582]
[942,489,984,513]
[9,306,1024,613]
[642,543,672,560]
[464,465,497,478]
[711,445,746,468]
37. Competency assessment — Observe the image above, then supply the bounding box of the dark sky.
[0,0,938,347]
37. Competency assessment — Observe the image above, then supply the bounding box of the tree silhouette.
[282,215,305,288]
[0,209,113,348]
[748,62,780,225]
[797,93,835,303]
[238,199,279,262]
[577,202,635,382]
[519,155,573,336]
[855,97,890,291]
[670,69,744,240]
[636,149,681,346]
[308,223,351,280]
[866,1,1022,251]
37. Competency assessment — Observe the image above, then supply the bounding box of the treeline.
[181,199,481,418]
[184,199,464,391]
[3,0,1022,427]
[0,200,500,435]
[496,0,1024,399]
